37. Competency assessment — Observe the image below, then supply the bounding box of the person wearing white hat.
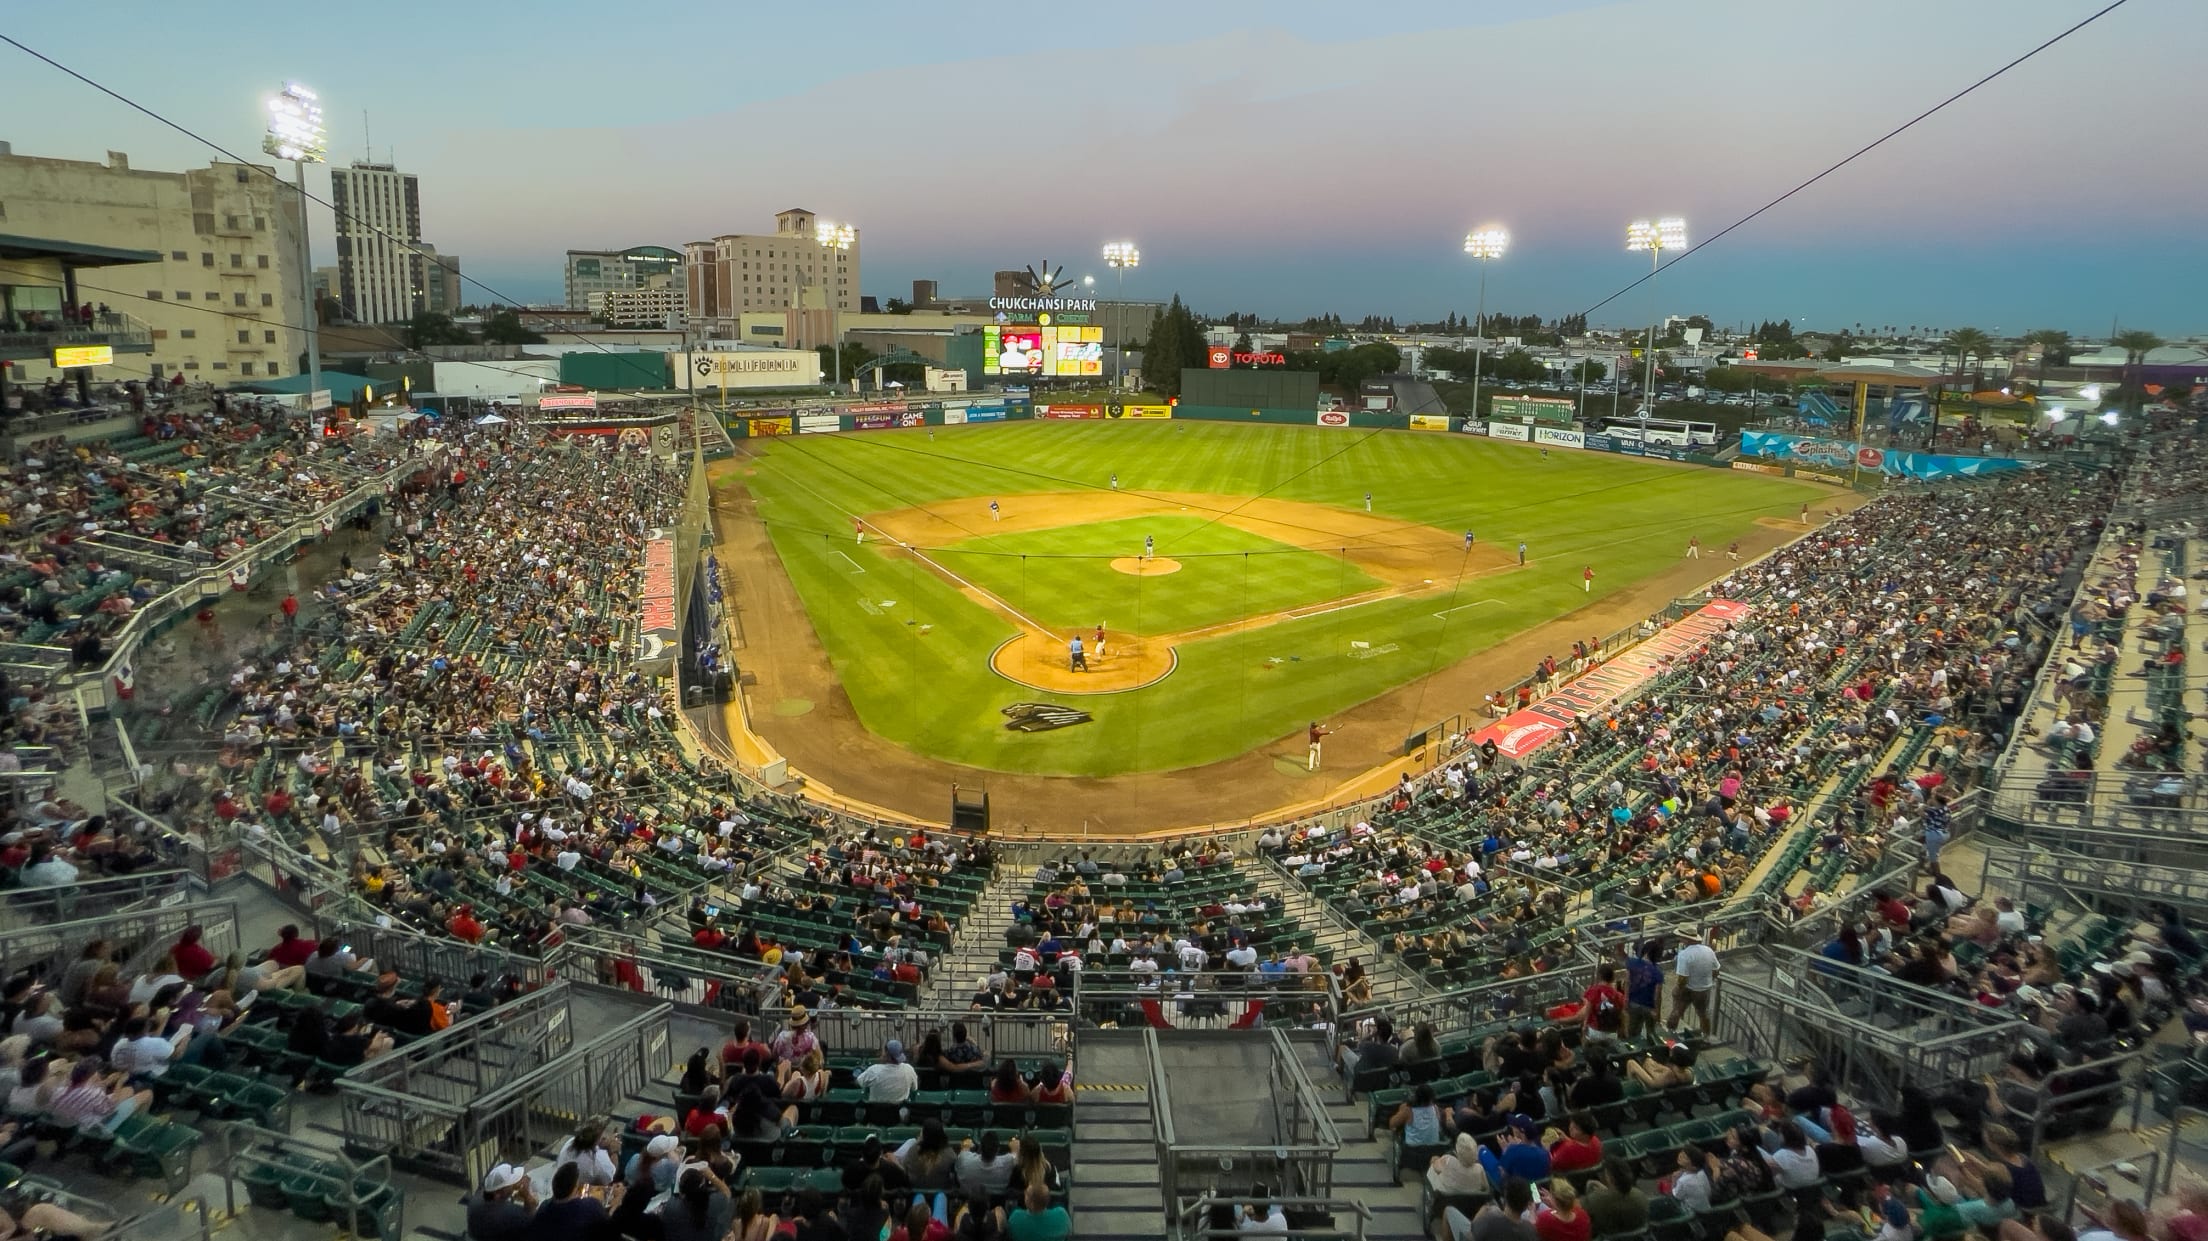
[467,1161,539,1240]
[623,1132,683,1196]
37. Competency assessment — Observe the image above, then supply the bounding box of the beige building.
[684,209,859,342]
[0,143,308,384]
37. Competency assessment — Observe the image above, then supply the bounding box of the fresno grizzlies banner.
[1740,430,2029,481]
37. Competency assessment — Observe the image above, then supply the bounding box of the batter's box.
[1347,641,1400,660]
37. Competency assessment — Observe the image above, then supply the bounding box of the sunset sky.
[5,0,2198,334]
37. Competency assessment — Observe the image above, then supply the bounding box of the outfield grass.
[932,515,1383,635]
[736,420,1821,776]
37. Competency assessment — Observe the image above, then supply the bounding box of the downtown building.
[683,209,859,343]
[329,161,461,324]
[565,245,681,311]
[0,142,308,383]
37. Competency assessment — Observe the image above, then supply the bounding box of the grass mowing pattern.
[737,421,1820,777]
[933,515,1383,635]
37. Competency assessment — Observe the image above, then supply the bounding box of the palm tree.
[2021,329,2070,393]
[2111,329,2165,409]
[1944,327,1993,388]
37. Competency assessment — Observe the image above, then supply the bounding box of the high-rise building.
[419,245,463,317]
[0,143,307,383]
[684,209,859,341]
[565,245,681,311]
[329,161,425,325]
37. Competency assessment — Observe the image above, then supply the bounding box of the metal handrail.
[1178,1194,1371,1241]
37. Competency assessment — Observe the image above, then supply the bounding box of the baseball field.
[712,419,1826,797]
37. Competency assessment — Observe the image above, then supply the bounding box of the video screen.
[987,328,1044,375]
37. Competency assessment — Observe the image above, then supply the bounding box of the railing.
[1339,961,1598,1058]
[1178,1195,1370,1241]
[807,1006,1075,1063]
[0,308,154,352]
[0,897,238,988]
[1073,968,1340,1036]
[557,923,785,1019]
[1977,843,2208,924]
[1150,1027,1342,1231]
[0,866,191,927]
[337,983,578,1181]
[213,1122,401,1241]
[2006,1044,2155,1155]
[458,1000,672,1189]
[1712,947,2025,1112]
[335,916,557,993]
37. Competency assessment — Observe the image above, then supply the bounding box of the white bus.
[1600,416,1721,447]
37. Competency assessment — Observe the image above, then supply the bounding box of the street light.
[1625,217,1686,435]
[1103,242,1138,390]
[1461,227,1507,422]
[816,220,855,388]
[262,82,325,411]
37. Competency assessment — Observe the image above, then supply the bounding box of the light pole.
[262,83,326,411]
[1461,227,1507,421]
[1103,242,1138,390]
[1625,217,1687,437]
[815,220,855,389]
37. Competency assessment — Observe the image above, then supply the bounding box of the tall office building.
[683,209,859,340]
[565,245,681,311]
[328,161,425,325]
[0,143,307,382]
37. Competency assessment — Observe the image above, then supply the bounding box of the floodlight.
[1103,242,1140,270]
[261,82,326,164]
[1462,228,1508,260]
[816,221,855,251]
[1626,217,1688,252]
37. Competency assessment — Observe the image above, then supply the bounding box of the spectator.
[858,1039,919,1103]
[534,1161,618,1241]
[1007,1180,1071,1241]
[465,1162,539,1241]
[956,1129,1017,1199]
[1534,1181,1592,1241]
[658,1164,736,1241]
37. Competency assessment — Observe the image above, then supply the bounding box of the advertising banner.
[851,411,898,430]
[747,416,793,437]
[1731,460,1786,476]
[1488,421,1531,442]
[899,409,927,427]
[1612,439,1645,456]
[1458,420,1487,435]
[848,401,906,415]
[538,394,598,412]
[1408,414,1452,432]
[798,413,840,434]
[1038,405,1104,420]
[1317,409,1353,428]
[1533,427,1585,449]
[1582,433,1617,454]
[1739,430,2029,481]
[1112,404,1173,420]
[964,400,1008,423]
[1470,598,1754,758]
[637,530,677,673]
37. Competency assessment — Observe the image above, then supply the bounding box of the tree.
[1942,327,1993,400]
[2111,329,2164,409]
[480,309,547,345]
[1702,365,1755,394]
[404,311,471,349]
[1489,348,1546,385]
[1142,296,1208,398]
[884,297,913,314]
[1571,358,1607,385]
[2021,328,2071,392]
[1232,331,1254,361]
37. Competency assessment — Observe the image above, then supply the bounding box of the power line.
[0,35,672,391]
[1575,0,2132,321]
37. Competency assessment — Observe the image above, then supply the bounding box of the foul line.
[1432,599,1505,619]
[832,551,866,575]
[1285,594,1403,622]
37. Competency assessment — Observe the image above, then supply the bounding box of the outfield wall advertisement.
[1111,404,1173,419]
[1740,430,2029,480]
[1533,427,1585,449]
[1470,598,1754,759]
[1487,421,1531,442]
[1408,414,1452,432]
[1038,404,1105,420]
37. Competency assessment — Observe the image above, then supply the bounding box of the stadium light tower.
[1103,242,1138,389]
[1461,227,1508,421]
[816,220,856,387]
[262,83,326,410]
[1625,216,1687,432]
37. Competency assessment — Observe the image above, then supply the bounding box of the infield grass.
[933,515,1384,635]
[733,420,1821,777]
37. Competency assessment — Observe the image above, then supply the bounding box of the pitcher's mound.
[1111,556,1181,576]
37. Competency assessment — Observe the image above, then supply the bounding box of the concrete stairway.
[916,864,1024,1009]
[1068,1030,1170,1241]
[1248,857,1431,1009]
[1292,1034,1432,1240]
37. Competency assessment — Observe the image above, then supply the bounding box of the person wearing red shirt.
[172,925,217,981]
[1535,1181,1595,1241]
[263,789,292,818]
[1580,964,1628,1050]
[267,925,318,969]
[447,905,485,944]
[1548,1114,1605,1173]
[693,924,727,950]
